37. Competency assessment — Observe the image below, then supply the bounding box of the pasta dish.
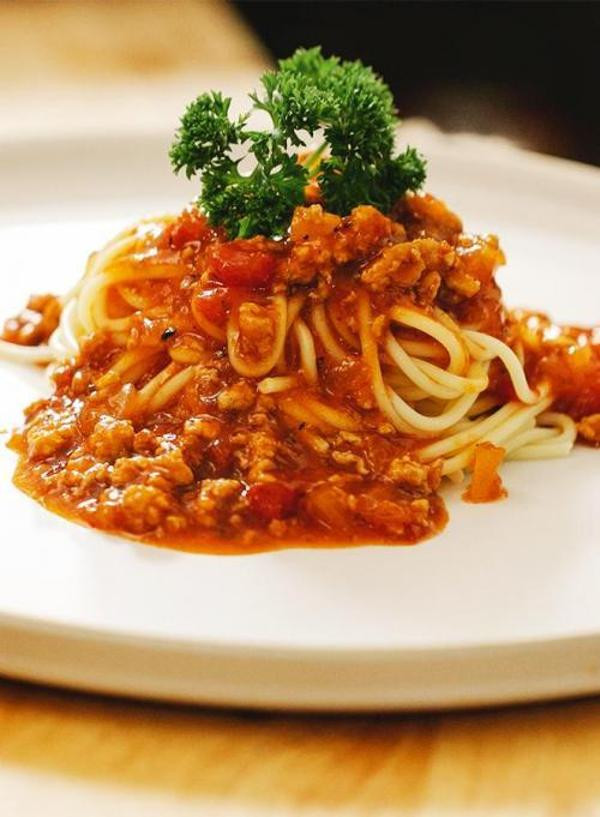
[1,49,598,552]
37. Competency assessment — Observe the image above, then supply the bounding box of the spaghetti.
[2,195,598,551]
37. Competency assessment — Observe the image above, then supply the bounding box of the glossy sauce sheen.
[6,197,600,553]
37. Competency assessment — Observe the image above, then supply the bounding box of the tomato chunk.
[161,210,209,250]
[192,287,230,326]
[247,482,298,521]
[207,241,277,288]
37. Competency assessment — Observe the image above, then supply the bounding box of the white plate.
[0,129,599,711]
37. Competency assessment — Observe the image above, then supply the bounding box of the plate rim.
[3,608,600,711]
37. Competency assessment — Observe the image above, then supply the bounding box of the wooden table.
[2,3,600,814]
[3,678,600,815]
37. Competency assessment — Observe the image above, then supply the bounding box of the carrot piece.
[462,442,507,503]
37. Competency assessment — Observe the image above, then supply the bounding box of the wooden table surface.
[3,677,600,816]
[2,3,599,815]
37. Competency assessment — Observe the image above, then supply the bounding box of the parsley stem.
[304,141,327,174]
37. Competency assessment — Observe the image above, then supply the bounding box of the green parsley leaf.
[170,47,426,237]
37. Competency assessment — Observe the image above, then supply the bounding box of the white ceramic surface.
[0,129,599,710]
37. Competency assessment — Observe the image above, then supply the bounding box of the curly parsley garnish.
[170,47,426,238]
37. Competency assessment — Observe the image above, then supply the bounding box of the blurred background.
[236,0,600,165]
[1,0,598,165]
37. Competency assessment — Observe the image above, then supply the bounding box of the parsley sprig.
[170,47,426,238]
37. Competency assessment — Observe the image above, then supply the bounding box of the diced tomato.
[247,482,298,521]
[207,241,277,288]
[161,210,209,250]
[192,287,230,326]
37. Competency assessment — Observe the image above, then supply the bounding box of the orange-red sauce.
[5,196,600,553]
[509,310,600,421]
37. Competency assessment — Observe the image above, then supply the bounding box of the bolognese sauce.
[3,194,599,552]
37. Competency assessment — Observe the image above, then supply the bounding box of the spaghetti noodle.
[2,195,598,551]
